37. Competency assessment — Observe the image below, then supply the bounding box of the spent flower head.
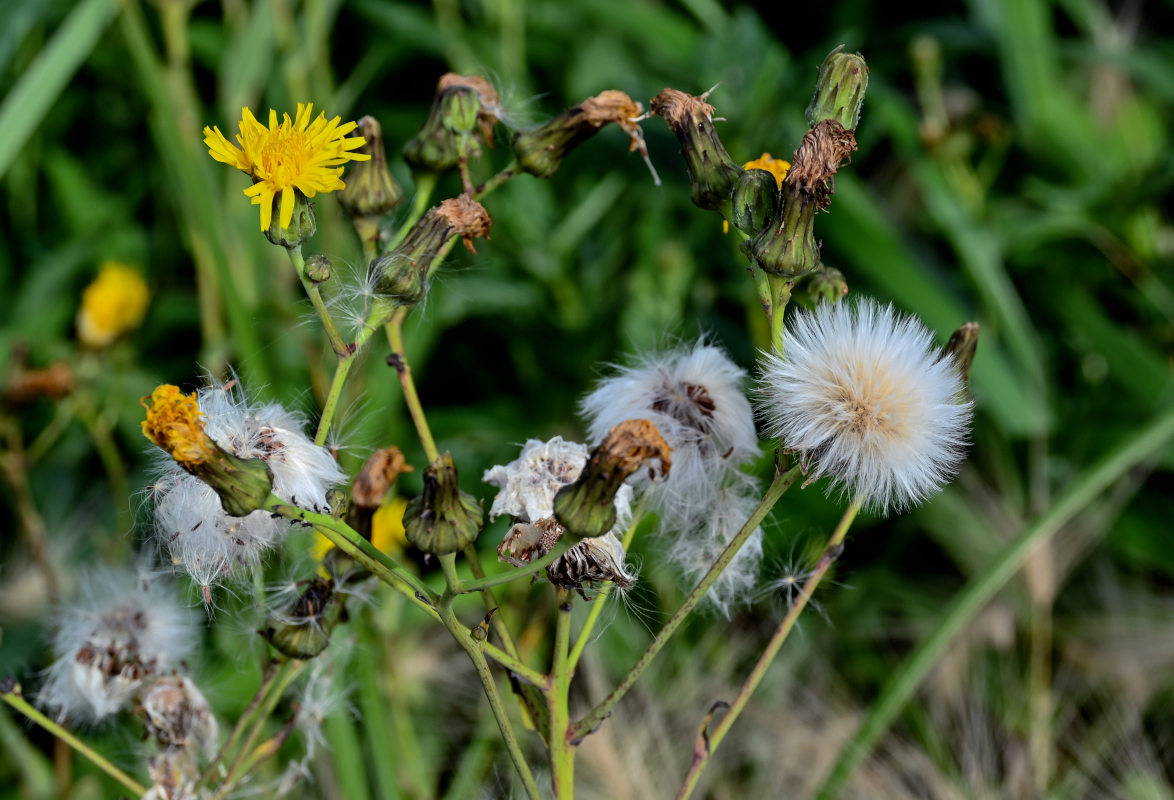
[759,298,973,514]
[76,261,149,349]
[203,103,370,231]
[39,565,195,723]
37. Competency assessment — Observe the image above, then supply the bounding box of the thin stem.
[313,304,391,447]
[386,306,440,463]
[568,509,642,672]
[483,642,548,689]
[473,159,519,201]
[390,172,437,249]
[572,463,802,739]
[676,499,861,800]
[197,659,280,791]
[549,590,575,798]
[463,543,521,659]
[0,683,147,797]
[456,543,567,594]
[287,245,349,357]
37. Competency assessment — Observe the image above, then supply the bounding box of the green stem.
[390,172,438,249]
[463,543,522,659]
[287,245,348,357]
[265,494,437,606]
[473,159,519,201]
[572,463,802,739]
[197,659,280,792]
[766,275,793,354]
[676,499,861,800]
[386,307,441,463]
[314,302,394,446]
[456,543,567,593]
[440,552,463,594]
[0,683,147,797]
[815,404,1174,798]
[549,590,575,798]
[483,642,548,690]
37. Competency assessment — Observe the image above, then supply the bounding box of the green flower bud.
[731,168,780,236]
[198,450,275,518]
[404,85,481,174]
[264,191,316,249]
[337,116,404,219]
[942,321,979,388]
[513,90,645,179]
[305,254,333,283]
[264,577,339,659]
[806,46,870,130]
[403,452,483,555]
[650,88,742,210]
[803,266,849,305]
[553,420,671,539]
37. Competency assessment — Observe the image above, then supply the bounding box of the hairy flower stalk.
[203,102,370,242]
[759,298,973,513]
[76,261,150,348]
[513,90,654,180]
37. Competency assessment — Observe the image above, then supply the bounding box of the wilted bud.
[3,362,74,404]
[371,195,492,306]
[337,116,405,221]
[304,254,333,283]
[404,74,494,174]
[943,321,979,388]
[141,385,273,517]
[748,120,858,278]
[264,191,316,249]
[553,419,671,539]
[731,167,780,236]
[806,45,869,130]
[650,88,742,210]
[264,576,340,659]
[513,90,648,179]
[546,532,636,597]
[403,452,483,555]
[803,266,849,305]
[346,446,412,539]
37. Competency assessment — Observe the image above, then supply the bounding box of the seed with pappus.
[758,298,973,514]
[39,566,195,723]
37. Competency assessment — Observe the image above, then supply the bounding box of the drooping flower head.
[76,261,149,349]
[39,565,195,723]
[759,298,973,514]
[203,103,370,231]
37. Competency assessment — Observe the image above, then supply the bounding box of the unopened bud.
[731,167,780,236]
[803,266,849,305]
[404,78,484,174]
[264,576,339,659]
[806,46,869,130]
[305,254,333,283]
[264,191,316,249]
[943,321,979,388]
[338,116,404,219]
[403,452,483,555]
[513,90,647,179]
[553,420,671,539]
[650,88,742,210]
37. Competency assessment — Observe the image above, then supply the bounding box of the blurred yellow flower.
[203,103,371,231]
[743,152,791,189]
[141,385,216,467]
[76,262,149,348]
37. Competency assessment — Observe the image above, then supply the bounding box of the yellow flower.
[76,262,149,348]
[743,152,791,189]
[203,103,371,231]
[141,385,217,467]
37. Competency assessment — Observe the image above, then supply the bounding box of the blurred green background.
[2,0,1173,797]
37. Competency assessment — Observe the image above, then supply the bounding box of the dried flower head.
[203,103,370,231]
[759,298,973,514]
[76,261,149,348]
[39,566,195,722]
[140,675,219,755]
[547,531,637,597]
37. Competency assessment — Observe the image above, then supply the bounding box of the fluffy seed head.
[759,298,973,514]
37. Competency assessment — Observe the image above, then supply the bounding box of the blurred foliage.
[2,0,1173,797]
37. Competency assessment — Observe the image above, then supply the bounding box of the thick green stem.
[572,463,802,739]
[0,684,147,797]
[676,499,861,799]
[549,590,575,798]
[287,246,349,357]
[766,275,792,354]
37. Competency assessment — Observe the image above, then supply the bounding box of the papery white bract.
[759,298,973,514]
[39,566,195,723]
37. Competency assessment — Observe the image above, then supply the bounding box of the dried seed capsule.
[403,452,483,554]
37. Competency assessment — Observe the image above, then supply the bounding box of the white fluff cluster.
[39,566,196,723]
[150,381,346,599]
[759,298,973,514]
[580,340,764,615]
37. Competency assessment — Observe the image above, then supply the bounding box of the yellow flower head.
[141,385,217,467]
[203,103,371,231]
[743,152,791,189]
[77,262,149,348]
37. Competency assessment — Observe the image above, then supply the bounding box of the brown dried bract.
[599,418,672,481]
[351,446,413,509]
[786,119,858,208]
[434,194,493,253]
[649,88,716,129]
[3,362,74,403]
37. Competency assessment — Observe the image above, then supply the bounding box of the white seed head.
[39,566,195,723]
[759,298,973,514]
[483,436,634,527]
[579,340,759,521]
